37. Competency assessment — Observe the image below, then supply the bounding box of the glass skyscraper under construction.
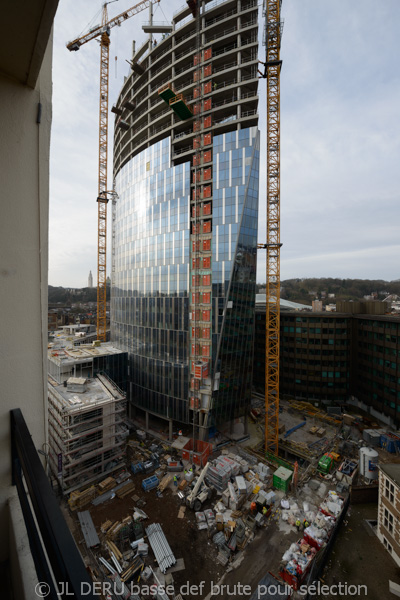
[111,0,259,439]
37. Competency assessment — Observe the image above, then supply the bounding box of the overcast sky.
[49,0,400,287]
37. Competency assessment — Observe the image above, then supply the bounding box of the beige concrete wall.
[0,35,52,562]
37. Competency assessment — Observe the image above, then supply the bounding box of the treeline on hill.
[256,278,400,305]
[48,286,98,304]
[50,279,400,306]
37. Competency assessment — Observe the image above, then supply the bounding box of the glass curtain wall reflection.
[112,138,191,422]
[208,128,259,427]
[112,128,259,433]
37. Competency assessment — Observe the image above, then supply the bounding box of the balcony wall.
[0,5,56,566]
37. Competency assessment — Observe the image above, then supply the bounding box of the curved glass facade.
[112,128,259,431]
[112,137,191,422]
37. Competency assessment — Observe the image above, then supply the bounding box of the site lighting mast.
[67,0,160,341]
[258,0,283,456]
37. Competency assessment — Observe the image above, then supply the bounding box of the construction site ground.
[61,455,341,599]
[60,403,400,600]
[62,470,225,596]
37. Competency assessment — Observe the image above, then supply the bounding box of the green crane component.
[158,84,176,103]
[169,94,193,120]
[158,85,193,120]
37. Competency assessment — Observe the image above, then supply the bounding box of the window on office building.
[383,537,393,554]
[385,478,395,504]
[384,508,394,534]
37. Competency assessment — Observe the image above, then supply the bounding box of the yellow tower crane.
[258,0,283,456]
[67,0,160,341]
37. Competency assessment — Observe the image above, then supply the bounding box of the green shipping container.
[273,466,293,492]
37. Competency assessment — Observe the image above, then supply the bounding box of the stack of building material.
[98,476,117,494]
[93,480,134,506]
[106,521,124,539]
[228,482,238,503]
[178,478,188,491]
[204,509,216,530]
[145,523,176,573]
[206,461,231,491]
[213,531,226,546]
[68,486,96,511]
[106,539,122,562]
[264,490,276,506]
[158,474,173,492]
[219,456,241,476]
[216,552,229,566]
[256,463,270,482]
[120,556,144,582]
[115,470,131,484]
[101,520,114,534]
[221,489,230,507]
[226,453,249,474]
[116,481,135,499]
[138,542,148,556]
[215,513,224,531]
[235,476,247,495]
[195,511,208,531]
[235,518,248,549]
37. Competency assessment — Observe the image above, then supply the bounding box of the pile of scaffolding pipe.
[145,523,176,573]
[99,556,116,575]
[110,552,122,574]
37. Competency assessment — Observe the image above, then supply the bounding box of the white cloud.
[49,0,400,287]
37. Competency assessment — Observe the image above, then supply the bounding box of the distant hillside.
[257,278,400,305]
[48,286,98,304]
[51,279,400,307]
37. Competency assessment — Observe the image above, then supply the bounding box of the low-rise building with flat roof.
[48,373,127,494]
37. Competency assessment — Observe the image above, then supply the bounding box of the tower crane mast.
[67,0,160,341]
[259,0,283,455]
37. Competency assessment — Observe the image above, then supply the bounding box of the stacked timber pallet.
[97,476,116,494]
[158,474,172,492]
[68,486,96,511]
[116,481,135,499]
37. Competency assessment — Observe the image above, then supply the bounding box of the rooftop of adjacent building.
[48,341,125,363]
[48,374,125,413]
[255,293,312,311]
[379,463,400,487]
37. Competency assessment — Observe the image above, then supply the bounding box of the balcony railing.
[11,408,97,600]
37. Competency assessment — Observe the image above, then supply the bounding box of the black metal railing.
[11,408,98,600]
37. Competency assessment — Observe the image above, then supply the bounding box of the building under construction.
[48,340,128,392]
[111,0,260,440]
[48,372,128,494]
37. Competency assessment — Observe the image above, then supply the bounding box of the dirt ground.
[63,467,225,598]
